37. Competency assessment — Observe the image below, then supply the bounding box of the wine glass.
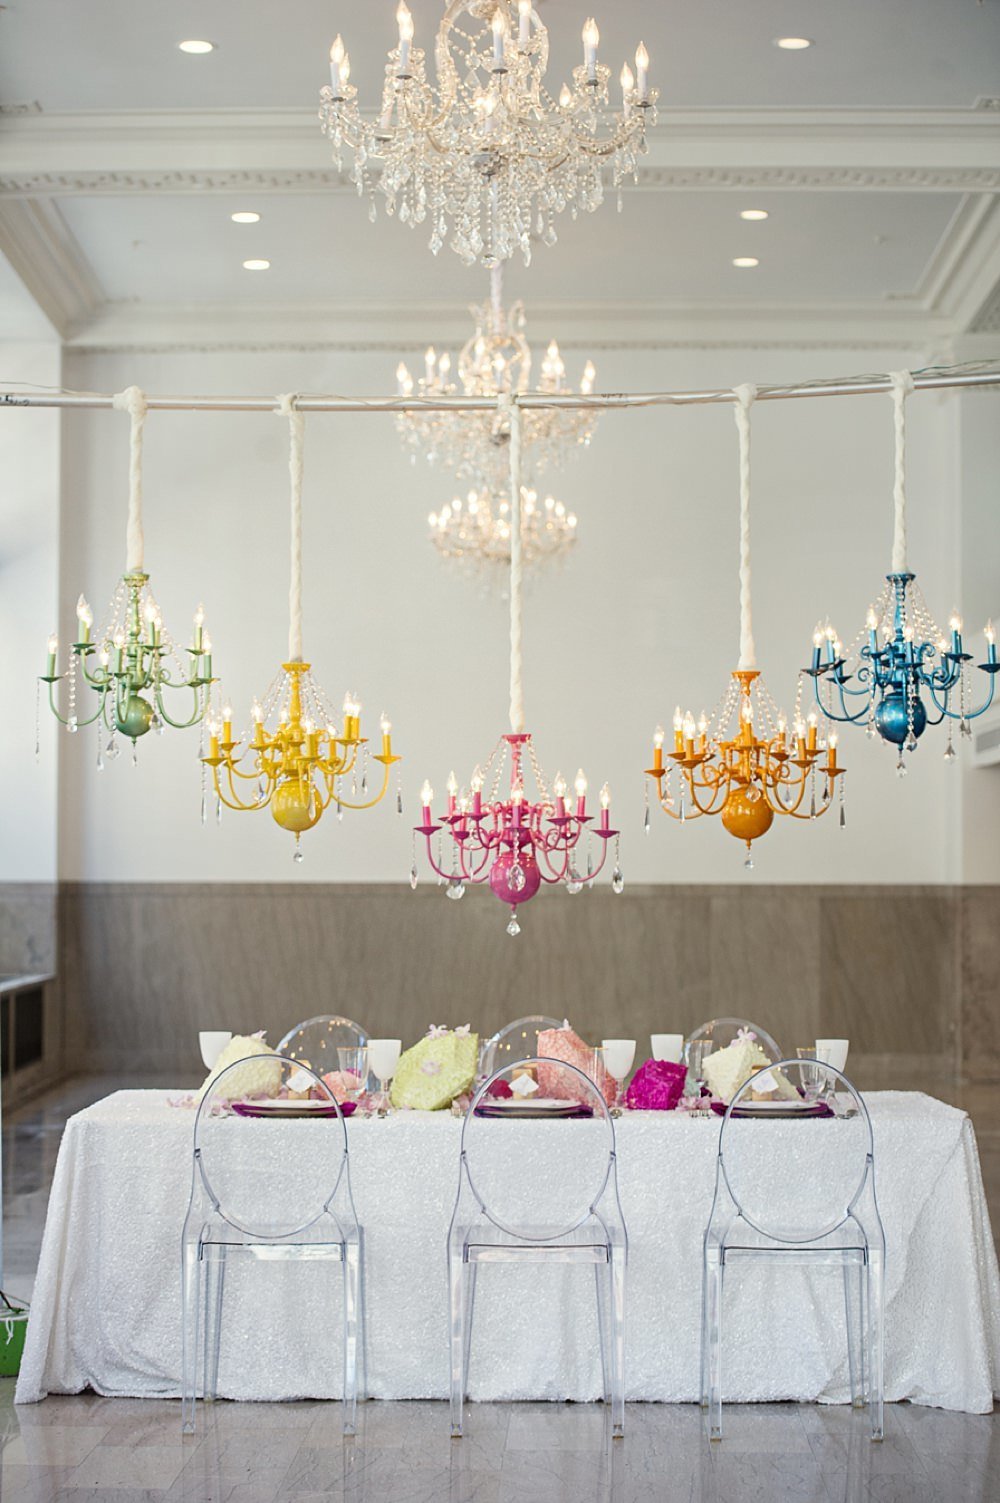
[601,1039,636,1111]
[337,1046,369,1107]
[199,1032,232,1071]
[686,1040,714,1109]
[367,1038,402,1115]
[796,1046,823,1102]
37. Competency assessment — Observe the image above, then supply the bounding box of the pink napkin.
[625,1059,687,1111]
[537,1025,615,1107]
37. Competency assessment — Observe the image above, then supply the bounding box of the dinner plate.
[476,1098,592,1119]
[232,1099,356,1119]
[729,1100,830,1120]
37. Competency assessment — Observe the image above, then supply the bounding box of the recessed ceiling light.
[740,208,769,221]
[732,257,759,268]
[243,259,271,271]
[231,211,261,224]
[775,36,812,49]
[178,39,215,54]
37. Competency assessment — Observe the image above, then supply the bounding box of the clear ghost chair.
[277,1014,368,1070]
[478,1014,563,1078]
[684,1017,782,1065]
[448,1057,627,1440]
[701,1059,885,1443]
[181,1057,365,1436]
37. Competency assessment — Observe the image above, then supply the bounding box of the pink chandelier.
[413,397,622,935]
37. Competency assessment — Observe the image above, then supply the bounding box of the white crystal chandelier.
[320,1,656,267]
[429,483,577,569]
[394,267,599,491]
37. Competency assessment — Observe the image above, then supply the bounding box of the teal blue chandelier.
[805,372,998,773]
[40,387,218,765]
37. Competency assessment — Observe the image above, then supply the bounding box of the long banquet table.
[15,1090,1000,1413]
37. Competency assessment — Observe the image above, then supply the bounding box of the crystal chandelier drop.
[414,397,621,933]
[646,386,845,869]
[429,483,577,569]
[805,372,998,774]
[319,1,656,267]
[203,397,400,860]
[39,387,218,765]
[395,267,598,492]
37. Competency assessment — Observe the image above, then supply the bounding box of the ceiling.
[0,0,998,354]
[2,0,999,112]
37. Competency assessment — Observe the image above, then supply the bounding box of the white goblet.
[199,1031,232,1070]
[368,1038,402,1114]
[602,1039,636,1110]
[650,1033,684,1063]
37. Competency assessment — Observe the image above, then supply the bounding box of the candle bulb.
[207,719,220,759]
[46,633,58,676]
[575,768,587,817]
[620,61,634,106]
[76,595,93,644]
[202,633,212,682]
[396,0,413,73]
[193,603,205,653]
[811,627,823,672]
[795,718,806,759]
[471,765,484,817]
[329,34,345,94]
[396,362,412,397]
[112,632,125,675]
[553,770,567,816]
[511,784,524,827]
[420,779,434,816]
[491,8,507,67]
[807,711,818,753]
[559,82,572,109]
[652,724,664,770]
[582,17,599,79]
[949,613,963,654]
[697,711,708,751]
[635,40,649,99]
[251,698,265,748]
[827,732,838,771]
[518,0,531,48]
[683,713,696,759]
[303,716,319,757]
[825,625,837,664]
[673,704,684,751]
[222,702,233,743]
[986,620,997,664]
[380,712,392,757]
[446,769,458,815]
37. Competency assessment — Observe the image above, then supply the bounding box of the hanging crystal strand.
[360,745,368,794]
[809,767,817,819]
[95,717,104,772]
[960,665,971,737]
[643,779,650,833]
[199,720,208,825]
[839,772,847,828]
[612,834,624,894]
[396,768,404,816]
[410,830,419,890]
[744,841,754,873]
[67,651,78,733]
[131,739,138,768]
[216,791,222,824]
[293,834,303,864]
[944,722,956,762]
[679,779,686,822]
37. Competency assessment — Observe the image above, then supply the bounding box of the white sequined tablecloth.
[15,1091,1000,1412]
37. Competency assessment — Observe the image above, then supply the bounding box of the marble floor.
[0,1074,997,1503]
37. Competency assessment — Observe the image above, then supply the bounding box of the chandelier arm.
[212,765,271,813]
[331,761,392,812]
[44,682,103,730]
[110,386,148,573]
[153,687,205,731]
[277,394,305,663]
[733,383,758,671]
[888,371,915,574]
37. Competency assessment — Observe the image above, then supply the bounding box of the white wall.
[0,339,61,883]
[54,343,965,884]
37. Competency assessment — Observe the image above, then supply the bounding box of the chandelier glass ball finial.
[319,1,657,267]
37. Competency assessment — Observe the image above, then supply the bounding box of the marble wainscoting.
[0,883,57,976]
[40,881,999,1084]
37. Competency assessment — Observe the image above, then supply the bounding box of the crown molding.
[64,296,950,355]
[1,106,997,194]
[0,199,103,336]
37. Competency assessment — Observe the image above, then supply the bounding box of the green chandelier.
[40,387,218,765]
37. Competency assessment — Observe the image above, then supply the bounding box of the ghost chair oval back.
[180,1056,365,1436]
[478,1014,562,1078]
[702,1059,884,1443]
[448,1057,627,1440]
[277,1014,368,1070]
[684,1017,782,1064]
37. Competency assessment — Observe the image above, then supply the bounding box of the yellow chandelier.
[645,385,844,868]
[203,396,400,859]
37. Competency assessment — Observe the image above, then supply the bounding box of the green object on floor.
[0,1293,29,1377]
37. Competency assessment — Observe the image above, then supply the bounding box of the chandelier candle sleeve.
[319,0,656,268]
[647,386,844,866]
[805,369,998,771]
[202,396,399,857]
[40,386,218,754]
